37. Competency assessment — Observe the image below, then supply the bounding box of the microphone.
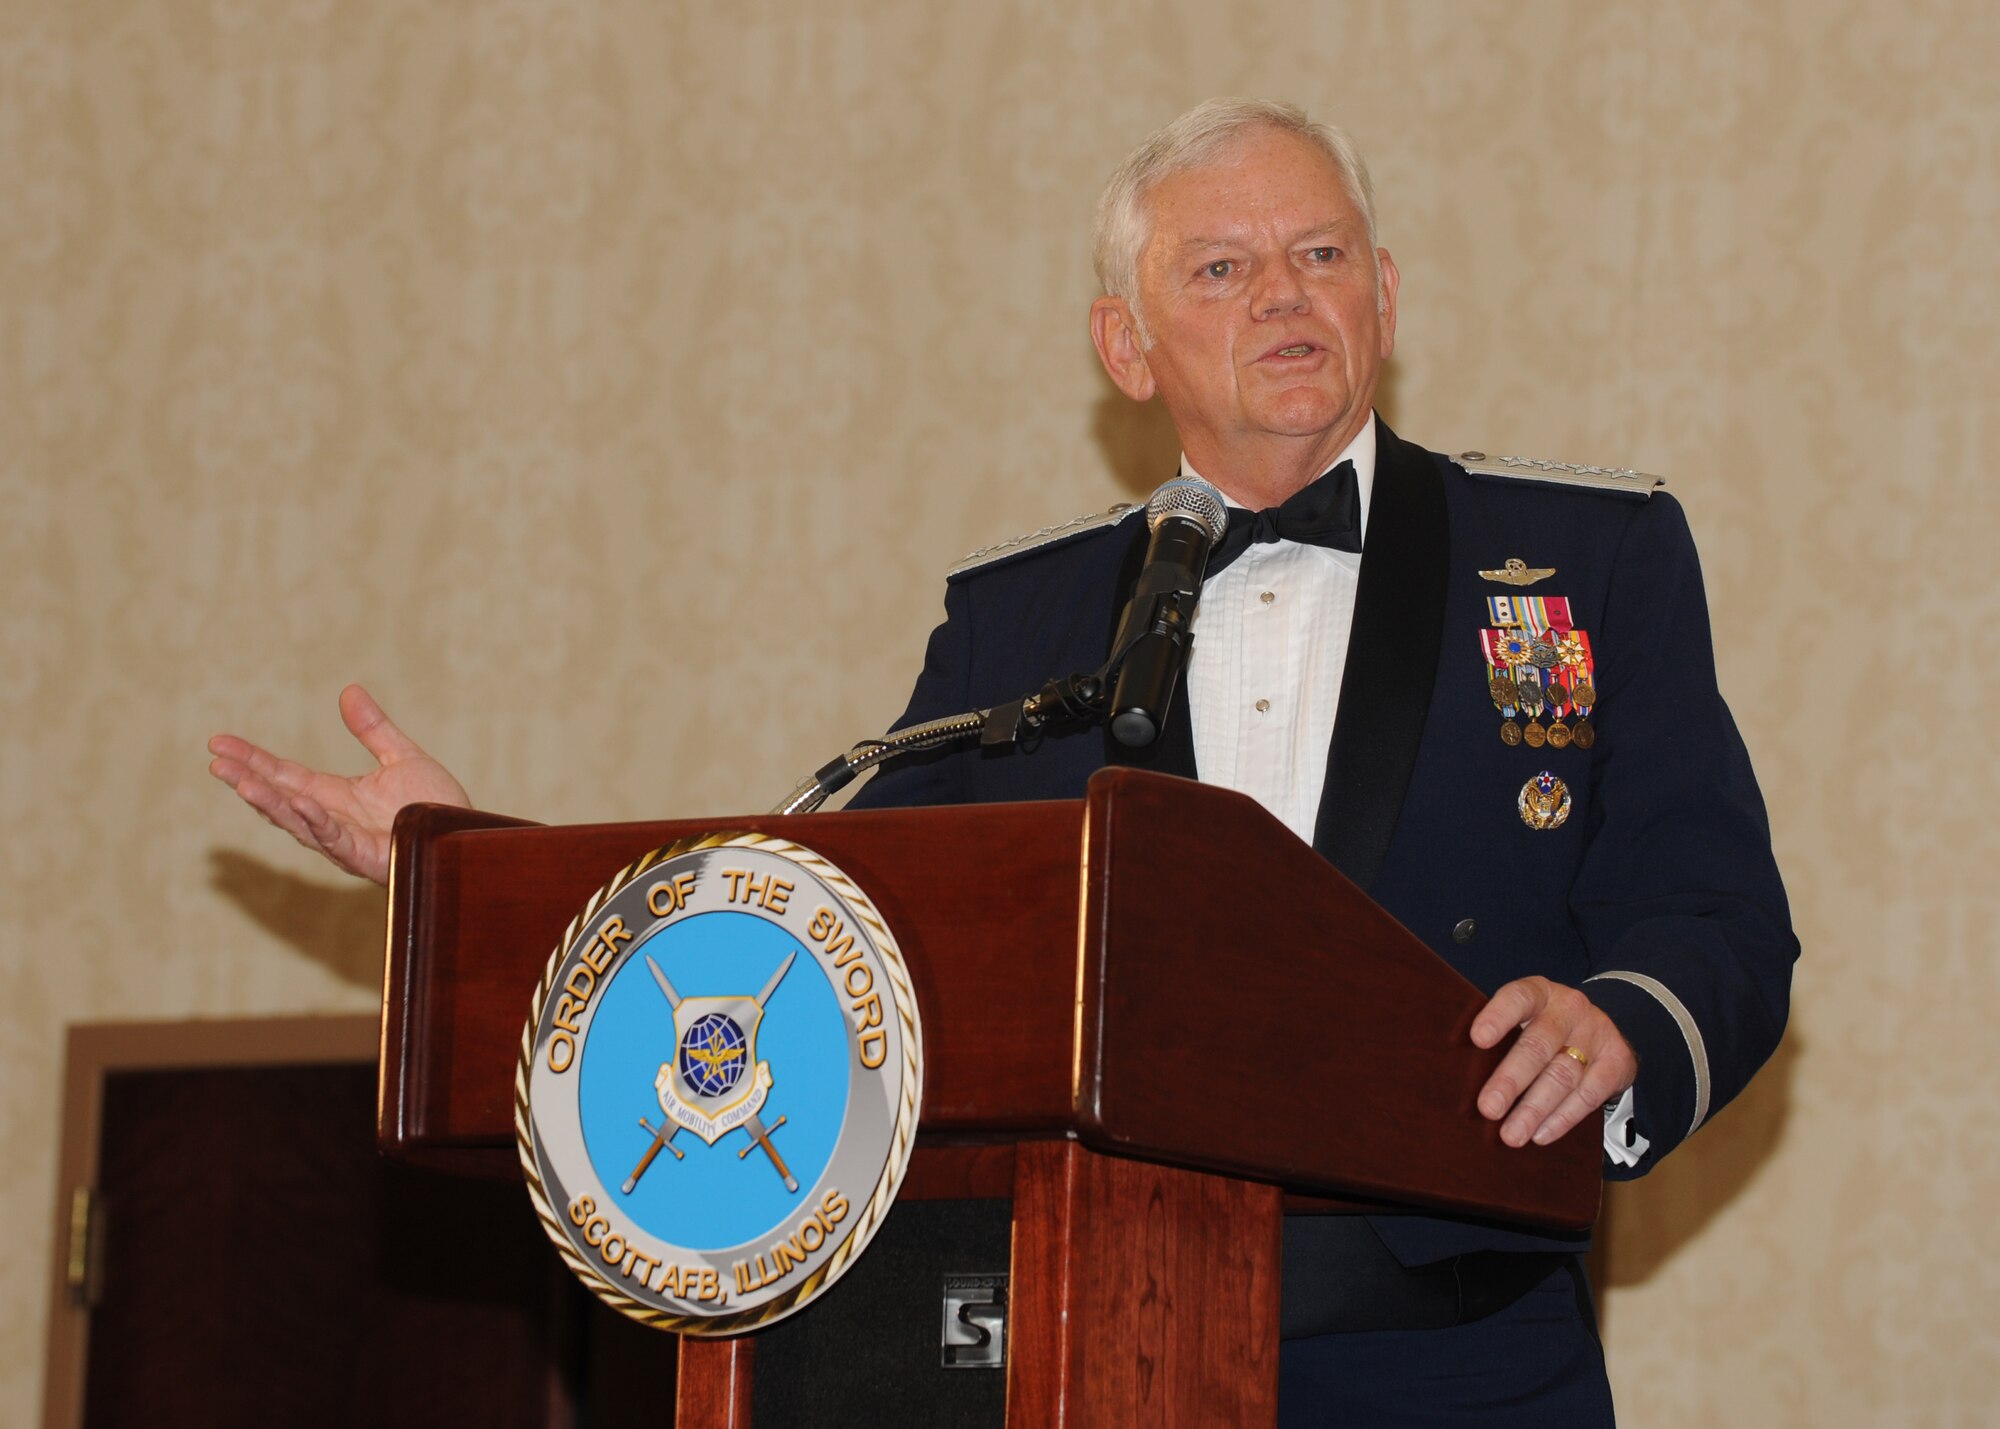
[1108,476,1229,748]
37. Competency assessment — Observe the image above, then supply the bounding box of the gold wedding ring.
[1561,1045,1589,1067]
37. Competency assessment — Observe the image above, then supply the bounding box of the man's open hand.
[207,684,470,887]
[1471,976,1636,1149]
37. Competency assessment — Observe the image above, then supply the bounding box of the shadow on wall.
[208,849,388,991]
[1086,362,1406,501]
[1599,1030,1802,1300]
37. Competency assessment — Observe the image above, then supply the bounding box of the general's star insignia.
[1480,557,1556,587]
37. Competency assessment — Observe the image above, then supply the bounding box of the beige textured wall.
[6,1,1994,1420]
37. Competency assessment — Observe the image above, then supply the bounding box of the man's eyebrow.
[1172,221,1357,253]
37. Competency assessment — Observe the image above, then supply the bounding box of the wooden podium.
[378,767,1597,1426]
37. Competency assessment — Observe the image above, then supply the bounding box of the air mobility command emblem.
[517,832,922,1334]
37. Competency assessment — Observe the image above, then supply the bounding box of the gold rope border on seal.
[513,830,925,1337]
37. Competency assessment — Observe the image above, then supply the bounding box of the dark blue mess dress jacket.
[850,418,1797,1266]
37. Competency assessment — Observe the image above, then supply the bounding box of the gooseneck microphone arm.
[773,476,1229,815]
[772,709,992,815]
[769,669,1110,816]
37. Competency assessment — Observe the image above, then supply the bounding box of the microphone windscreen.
[1143,476,1229,543]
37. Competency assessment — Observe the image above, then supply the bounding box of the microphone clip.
[980,672,1107,747]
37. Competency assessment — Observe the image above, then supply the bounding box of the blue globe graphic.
[677,1012,748,1098]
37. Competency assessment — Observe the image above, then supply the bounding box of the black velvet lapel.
[1102,514,1199,780]
[1312,421,1450,888]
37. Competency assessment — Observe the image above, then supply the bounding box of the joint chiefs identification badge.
[517,831,922,1335]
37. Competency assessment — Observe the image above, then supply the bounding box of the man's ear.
[1089,297,1157,403]
[1375,249,1401,358]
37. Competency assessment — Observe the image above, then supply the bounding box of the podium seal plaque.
[517,831,922,1333]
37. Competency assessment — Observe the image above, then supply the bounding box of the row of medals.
[1490,664,1596,750]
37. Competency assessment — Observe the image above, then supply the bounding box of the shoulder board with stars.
[948,501,1142,579]
[1456,450,1665,498]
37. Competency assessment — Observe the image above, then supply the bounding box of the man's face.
[1092,127,1399,484]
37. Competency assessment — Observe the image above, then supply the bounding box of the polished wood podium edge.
[381,801,541,1161]
[379,771,1597,1230]
[379,797,1089,1161]
[1071,769,1601,1231]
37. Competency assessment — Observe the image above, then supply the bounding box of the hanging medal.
[1481,627,1525,745]
[1518,665,1548,747]
[1546,676,1572,748]
[1557,628,1597,748]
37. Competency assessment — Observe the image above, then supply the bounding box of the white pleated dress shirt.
[1181,415,1645,1166]
[1183,420,1374,847]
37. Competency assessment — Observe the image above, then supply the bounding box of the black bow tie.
[1203,459,1362,576]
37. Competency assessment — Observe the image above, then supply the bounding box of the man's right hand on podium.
[207,683,471,887]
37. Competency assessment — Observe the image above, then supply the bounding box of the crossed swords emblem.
[621,951,798,1195]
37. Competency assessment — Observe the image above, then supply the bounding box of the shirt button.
[1254,698,1271,714]
[1259,590,1276,605]
[1452,918,1477,944]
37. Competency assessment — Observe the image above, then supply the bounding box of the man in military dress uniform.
[211,97,1794,1425]
[838,99,1795,1423]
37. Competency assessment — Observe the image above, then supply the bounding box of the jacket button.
[1452,918,1477,944]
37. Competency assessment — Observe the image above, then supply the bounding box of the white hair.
[1091,98,1383,342]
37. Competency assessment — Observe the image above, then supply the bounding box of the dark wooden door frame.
[39,1015,380,1429]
